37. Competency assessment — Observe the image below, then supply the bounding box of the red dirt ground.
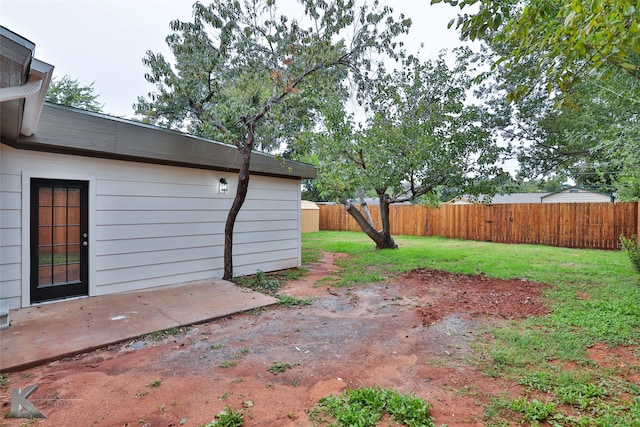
[2,253,554,426]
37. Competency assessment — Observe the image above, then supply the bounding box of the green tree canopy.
[473,34,639,199]
[437,0,640,100]
[445,0,640,200]
[46,75,103,112]
[310,48,508,248]
[135,0,411,277]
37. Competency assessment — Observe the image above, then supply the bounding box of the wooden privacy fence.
[318,202,639,250]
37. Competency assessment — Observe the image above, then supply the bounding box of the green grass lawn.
[302,231,640,426]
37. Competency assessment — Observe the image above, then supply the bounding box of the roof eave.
[0,26,54,139]
[5,103,317,180]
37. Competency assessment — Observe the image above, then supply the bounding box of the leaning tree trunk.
[223,127,255,280]
[345,199,397,249]
[357,189,375,226]
[378,193,397,248]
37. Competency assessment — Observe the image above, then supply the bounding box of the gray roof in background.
[450,187,615,204]
[448,193,549,204]
[541,186,614,201]
[488,193,549,204]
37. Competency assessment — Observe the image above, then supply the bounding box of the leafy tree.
[46,75,103,112]
[477,44,640,198]
[436,0,640,100]
[311,49,507,248]
[134,0,410,278]
[438,0,640,200]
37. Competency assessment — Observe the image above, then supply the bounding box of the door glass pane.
[38,265,53,285]
[53,187,67,206]
[53,265,67,283]
[67,243,80,264]
[39,207,53,226]
[39,226,53,245]
[68,206,80,224]
[53,225,68,245]
[53,206,67,225]
[67,262,80,282]
[68,225,80,243]
[67,188,80,206]
[52,245,67,264]
[39,246,53,266]
[39,187,53,205]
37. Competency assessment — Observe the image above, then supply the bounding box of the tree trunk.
[378,193,396,248]
[357,190,375,227]
[344,200,397,249]
[223,130,254,280]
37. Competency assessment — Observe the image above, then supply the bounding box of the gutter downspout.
[0,59,53,136]
[0,73,42,102]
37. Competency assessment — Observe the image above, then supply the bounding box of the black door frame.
[30,178,89,303]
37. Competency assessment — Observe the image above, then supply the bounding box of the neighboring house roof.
[489,193,550,204]
[446,193,550,204]
[540,186,614,202]
[446,187,615,205]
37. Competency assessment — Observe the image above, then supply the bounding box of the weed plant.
[140,327,187,342]
[200,405,244,427]
[267,362,292,374]
[219,360,236,368]
[309,386,435,427]
[277,295,312,307]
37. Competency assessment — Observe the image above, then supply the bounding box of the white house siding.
[0,169,22,310]
[542,189,612,203]
[0,143,302,309]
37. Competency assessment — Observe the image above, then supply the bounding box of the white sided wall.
[542,189,612,203]
[0,143,302,309]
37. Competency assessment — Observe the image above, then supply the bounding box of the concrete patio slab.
[0,279,277,372]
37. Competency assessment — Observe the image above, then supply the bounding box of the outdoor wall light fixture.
[219,177,228,194]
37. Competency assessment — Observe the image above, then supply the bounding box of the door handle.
[83,241,88,247]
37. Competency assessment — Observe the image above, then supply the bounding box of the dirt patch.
[406,268,550,325]
[587,343,640,388]
[2,253,550,427]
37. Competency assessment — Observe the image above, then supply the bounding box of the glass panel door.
[31,179,88,303]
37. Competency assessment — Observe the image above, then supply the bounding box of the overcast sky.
[2,0,468,118]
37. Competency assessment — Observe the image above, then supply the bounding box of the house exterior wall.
[0,143,302,309]
[542,189,612,203]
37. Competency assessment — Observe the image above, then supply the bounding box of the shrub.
[620,235,640,274]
